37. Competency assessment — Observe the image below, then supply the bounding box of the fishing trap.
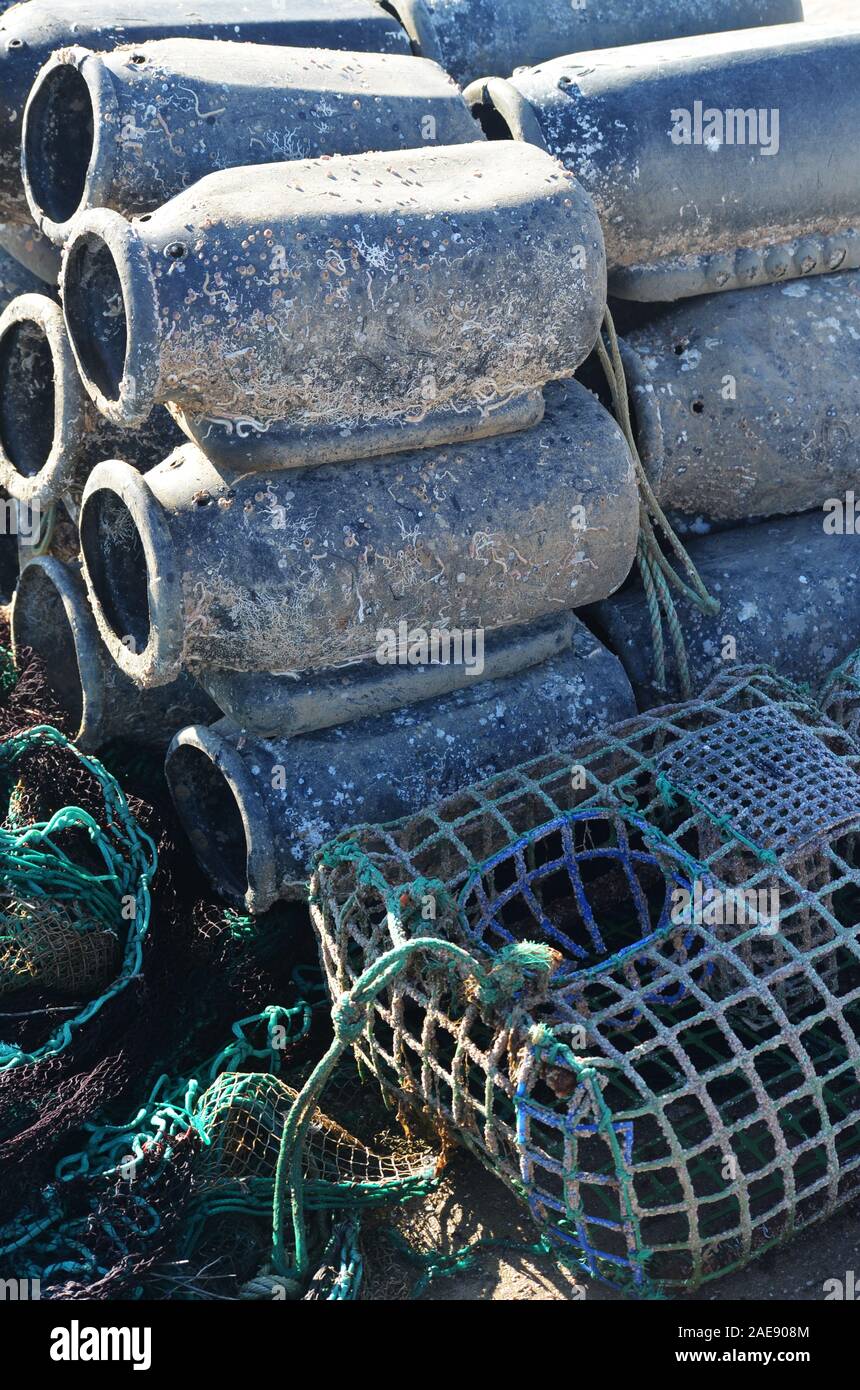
[311,666,860,1294]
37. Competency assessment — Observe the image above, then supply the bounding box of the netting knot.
[467,941,560,1011]
[332,993,368,1043]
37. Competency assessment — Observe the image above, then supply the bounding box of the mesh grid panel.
[310,666,860,1293]
[196,1070,437,1190]
[654,705,860,858]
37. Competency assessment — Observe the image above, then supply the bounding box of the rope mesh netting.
[819,648,860,748]
[311,662,860,1294]
[0,623,442,1299]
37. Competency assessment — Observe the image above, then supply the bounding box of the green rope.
[30,501,57,558]
[54,1003,313,1184]
[383,1225,563,1298]
[819,644,860,705]
[222,909,258,940]
[0,725,157,1069]
[596,306,720,698]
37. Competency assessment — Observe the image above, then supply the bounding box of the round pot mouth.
[61,207,158,426]
[0,292,86,505]
[379,0,443,63]
[463,76,548,148]
[79,459,182,687]
[22,47,119,246]
[10,554,107,745]
[166,725,278,915]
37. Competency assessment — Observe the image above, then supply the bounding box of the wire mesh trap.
[310,665,860,1294]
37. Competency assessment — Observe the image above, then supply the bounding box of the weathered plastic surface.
[0,293,183,506]
[388,0,803,86]
[0,0,412,221]
[588,512,860,707]
[0,242,43,313]
[0,221,59,284]
[201,611,575,738]
[23,39,481,245]
[621,270,860,524]
[10,556,218,751]
[466,23,860,301]
[61,142,606,464]
[78,379,637,688]
[165,624,637,910]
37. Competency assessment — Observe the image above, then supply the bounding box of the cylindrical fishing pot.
[0,294,184,507]
[0,221,59,285]
[0,243,44,314]
[466,23,860,301]
[10,556,219,751]
[387,0,803,87]
[201,611,575,739]
[587,511,860,707]
[61,142,605,463]
[23,40,482,246]
[78,378,637,688]
[620,271,860,524]
[0,0,414,222]
[165,624,637,909]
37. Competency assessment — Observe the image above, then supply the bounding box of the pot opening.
[63,231,128,402]
[12,563,84,735]
[0,319,55,477]
[168,741,252,904]
[469,93,515,141]
[79,485,150,653]
[24,63,95,226]
[0,509,19,604]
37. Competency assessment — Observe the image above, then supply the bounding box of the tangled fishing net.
[0,620,445,1300]
[0,619,309,1221]
[0,1000,441,1300]
[0,723,156,1068]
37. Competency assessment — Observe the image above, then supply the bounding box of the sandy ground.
[360,1149,860,1303]
[360,0,860,1301]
